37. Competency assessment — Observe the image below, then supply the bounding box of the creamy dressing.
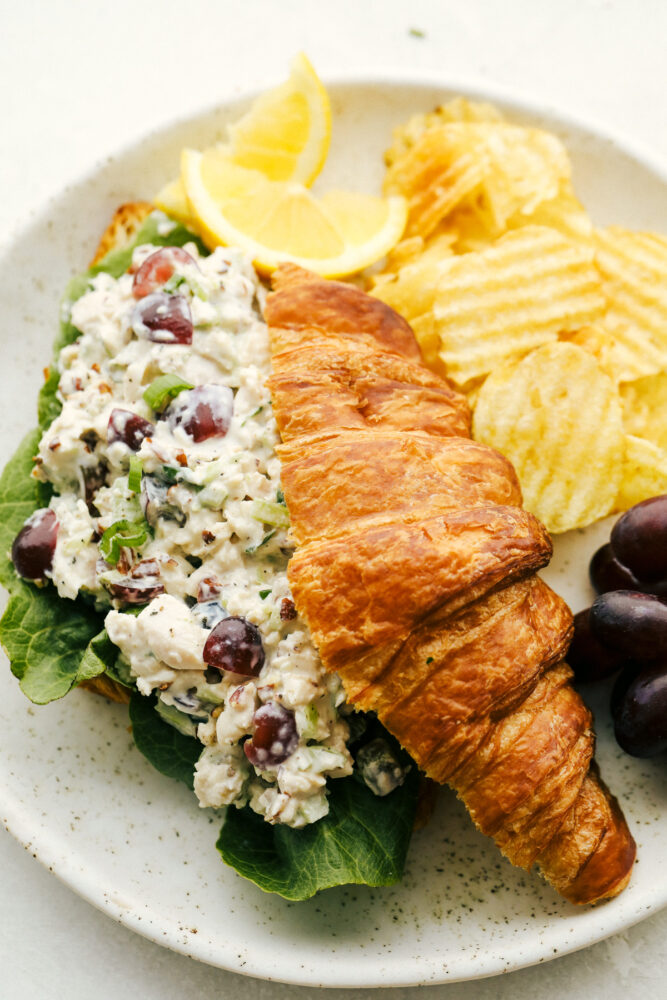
[32,239,353,827]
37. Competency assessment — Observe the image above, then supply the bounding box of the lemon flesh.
[153,177,192,224]
[228,52,331,186]
[155,52,330,226]
[181,149,407,279]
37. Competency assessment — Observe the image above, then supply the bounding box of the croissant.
[265,263,636,905]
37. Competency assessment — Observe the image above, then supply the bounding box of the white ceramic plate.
[1,76,666,989]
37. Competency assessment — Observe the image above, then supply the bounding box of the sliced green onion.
[251,500,290,528]
[99,519,148,565]
[128,455,143,493]
[301,704,320,740]
[160,465,179,484]
[276,488,285,505]
[241,404,265,426]
[259,588,272,600]
[186,276,211,301]
[143,374,193,411]
[245,529,276,555]
[162,274,187,294]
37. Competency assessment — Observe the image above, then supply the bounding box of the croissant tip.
[271,262,318,291]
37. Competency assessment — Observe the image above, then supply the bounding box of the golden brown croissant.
[265,262,636,905]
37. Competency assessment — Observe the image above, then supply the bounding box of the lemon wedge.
[155,54,330,226]
[181,149,407,278]
[228,52,331,185]
[153,177,192,224]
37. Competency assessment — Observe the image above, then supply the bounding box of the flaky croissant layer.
[265,263,635,905]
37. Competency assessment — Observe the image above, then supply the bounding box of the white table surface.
[1,0,666,996]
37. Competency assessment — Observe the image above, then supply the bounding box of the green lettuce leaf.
[217,768,420,900]
[0,582,104,703]
[78,626,135,689]
[0,427,52,590]
[129,691,202,788]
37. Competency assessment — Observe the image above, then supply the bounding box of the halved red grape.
[610,494,667,582]
[589,590,667,659]
[131,292,193,344]
[203,616,265,676]
[132,247,197,299]
[192,600,227,630]
[11,508,58,581]
[612,660,667,757]
[356,737,407,796]
[106,579,165,604]
[165,385,233,442]
[82,462,108,511]
[567,608,627,682]
[107,408,154,451]
[244,702,298,767]
[140,476,186,527]
[105,557,164,605]
[172,687,209,716]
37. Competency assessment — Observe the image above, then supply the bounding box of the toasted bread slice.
[79,672,130,703]
[89,201,154,266]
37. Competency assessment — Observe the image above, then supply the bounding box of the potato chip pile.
[370,99,667,533]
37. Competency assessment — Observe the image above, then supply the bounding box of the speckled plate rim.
[1,69,667,988]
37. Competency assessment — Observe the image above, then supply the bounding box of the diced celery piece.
[251,499,290,528]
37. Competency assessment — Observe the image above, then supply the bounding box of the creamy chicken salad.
[9,234,396,829]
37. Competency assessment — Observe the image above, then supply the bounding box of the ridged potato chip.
[472,342,624,533]
[558,324,622,380]
[430,182,592,254]
[384,98,505,167]
[619,372,667,450]
[514,185,592,242]
[384,122,572,240]
[432,226,606,388]
[479,127,571,228]
[380,231,457,274]
[371,235,454,320]
[409,314,450,377]
[595,227,667,380]
[460,377,486,412]
[378,99,667,527]
[615,434,667,511]
[384,130,487,238]
[371,233,455,374]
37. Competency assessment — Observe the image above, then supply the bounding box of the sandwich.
[0,204,635,903]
